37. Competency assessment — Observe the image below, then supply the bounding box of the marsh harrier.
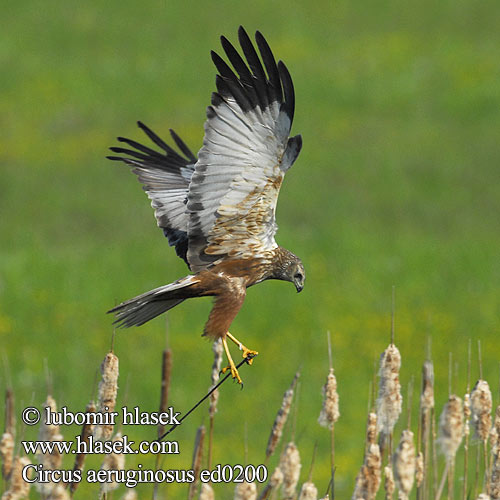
[108,27,305,383]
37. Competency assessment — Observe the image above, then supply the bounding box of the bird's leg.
[226,331,259,365]
[221,337,243,385]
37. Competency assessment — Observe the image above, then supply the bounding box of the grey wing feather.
[108,122,196,266]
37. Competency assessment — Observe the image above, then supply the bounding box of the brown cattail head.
[280,442,302,500]
[384,465,395,500]
[352,443,382,500]
[318,368,340,430]
[199,483,215,500]
[3,455,31,499]
[471,380,492,442]
[420,360,434,412]
[234,481,257,500]
[437,394,464,462]
[94,351,119,441]
[0,432,14,481]
[376,344,403,441]
[209,339,224,418]
[490,405,500,499]
[415,451,424,488]
[266,372,299,459]
[393,429,416,500]
[99,432,126,494]
[298,481,318,500]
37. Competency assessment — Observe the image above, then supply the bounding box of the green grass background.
[1,0,499,497]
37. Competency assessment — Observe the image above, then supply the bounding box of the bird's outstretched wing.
[186,26,302,272]
[108,122,197,266]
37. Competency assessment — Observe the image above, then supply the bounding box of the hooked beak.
[295,282,304,293]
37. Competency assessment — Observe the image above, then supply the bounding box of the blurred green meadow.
[1,0,499,497]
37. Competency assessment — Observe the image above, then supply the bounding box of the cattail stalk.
[158,348,172,439]
[393,429,416,500]
[377,344,403,455]
[36,395,64,498]
[94,352,119,441]
[99,432,126,495]
[384,465,395,500]
[2,455,31,499]
[208,339,223,471]
[199,483,215,500]
[265,373,299,461]
[234,481,257,500]
[280,442,301,500]
[471,380,493,491]
[69,400,96,495]
[419,358,434,500]
[188,425,205,500]
[256,466,283,500]
[463,339,472,500]
[298,481,318,500]
[489,405,500,499]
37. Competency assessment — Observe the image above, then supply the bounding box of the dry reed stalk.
[265,372,299,460]
[352,443,382,500]
[318,368,340,429]
[367,412,378,448]
[419,359,434,500]
[1,455,31,500]
[298,481,318,500]
[4,389,15,439]
[471,380,493,443]
[377,344,403,451]
[94,352,119,441]
[36,395,64,498]
[489,406,500,499]
[280,442,302,500]
[256,466,283,500]
[234,481,257,500]
[415,452,424,488]
[208,339,223,471]
[464,391,472,500]
[158,348,172,439]
[49,484,70,499]
[393,429,416,500]
[384,465,395,500]
[121,489,138,500]
[199,483,215,500]
[188,425,205,500]
[68,400,96,495]
[472,380,493,492]
[438,395,464,463]
[318,366,339,498]
[0,432,14,481]
[99,432,126,495]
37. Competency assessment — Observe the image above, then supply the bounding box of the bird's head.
[273,249,305,293]
[290,259,306,293]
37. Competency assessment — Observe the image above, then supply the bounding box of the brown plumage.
[107,27,304,383]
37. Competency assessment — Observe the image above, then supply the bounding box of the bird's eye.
[294,272,303,281]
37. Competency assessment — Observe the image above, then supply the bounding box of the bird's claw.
[221,363,243,385]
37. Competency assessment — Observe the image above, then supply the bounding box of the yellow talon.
[226,332,259,364]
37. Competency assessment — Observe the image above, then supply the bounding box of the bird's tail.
[108,275,200,328]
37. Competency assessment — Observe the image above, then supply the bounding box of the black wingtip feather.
[278,60,295,123]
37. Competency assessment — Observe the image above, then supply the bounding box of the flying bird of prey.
[108,26,305,384]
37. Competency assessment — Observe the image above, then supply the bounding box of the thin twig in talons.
[158,355,254,441]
